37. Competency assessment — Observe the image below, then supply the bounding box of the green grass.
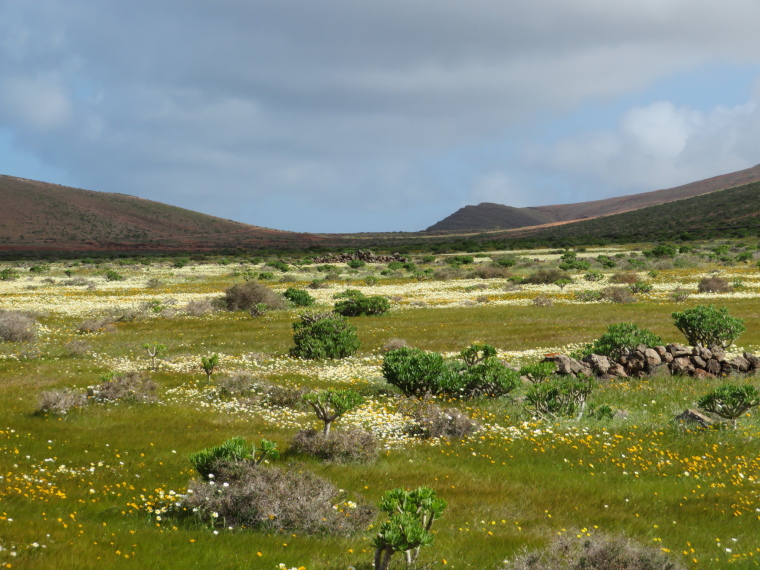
[1,255,760,568]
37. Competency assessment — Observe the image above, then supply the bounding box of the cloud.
[537,98,759,198]
[2,1,760,230]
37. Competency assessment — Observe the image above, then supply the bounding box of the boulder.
[667,344,692,358]
[607,363,628,377]
[643,348,662,368]
[729,356,751,373]
[743,352,760,370]
[586,354,611,375]
[690,355,706,369]
[675,409,714,428]
[706,359,722,376]
[669,357,695,376]
[710,345,726,362]
[697,346,713,360]
[693,368,716,380]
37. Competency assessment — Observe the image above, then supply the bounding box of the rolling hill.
[426,163,760,232]
[0,175,324,253]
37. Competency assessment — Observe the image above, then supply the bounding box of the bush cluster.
[333,289,390,316]
[382,344,519,399]
[290,311,360,359]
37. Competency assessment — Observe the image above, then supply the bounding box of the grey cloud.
[3,1,760,231]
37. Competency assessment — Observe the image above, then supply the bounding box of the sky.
[2,1,760,233]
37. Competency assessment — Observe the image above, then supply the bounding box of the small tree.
[526,375,595,420]
[672,304,745,348]
[302,389,364,437]
[698,384,760,429]
[373,486,446,569]
[201,353,219,382]
[142,342,166,371]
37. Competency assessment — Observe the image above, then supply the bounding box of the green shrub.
[104,269,124,281]
[302,389,365,436]
[672,304,745,348]
[29,264,50,273]
[283,287,316,307]
[575,290,602,302]
[266,259,289,272]
[645,244,678,258]
[525,375,595,419]
[448,255,474,265]
[698,384,760,428]
[258,271,275,280]
[493,256,516,268]
[584,270,604,282]
[559,259,591,271]
[333,289,390,316]
[0,268,19,281]
[581,322,661,359]
[373,487,446,570]
[387,261,404,270]
[188,436,279,480]
[519,361,557,383]
[628,281,652,294]
[290,311,360,359]
[347,259,366,269]
[382,347,452,397]
[596,255,616,268]
[420,255,436,263]
[364,275,379,285]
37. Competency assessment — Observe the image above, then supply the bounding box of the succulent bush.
[283,287,316,307]
[580,322,662,360]
[697,384,760,428]
[672,304,745,348]
[525,375,595,419]
[302,388,365,436]
[290,311,360,359]
[188,436,279,480]
[373,486,446,570]
[200,353,219,382]
[333,289,390,316]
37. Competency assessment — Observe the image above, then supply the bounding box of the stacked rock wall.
[312,251,407,264]
[543,344,759,380]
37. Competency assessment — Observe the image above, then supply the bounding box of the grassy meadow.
[1,243,759,568]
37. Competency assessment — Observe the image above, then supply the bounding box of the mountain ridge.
[426,163,760,232]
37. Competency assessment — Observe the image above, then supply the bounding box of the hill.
[0,175,324,253]
[426,163,760,231]
[514,179,760,243]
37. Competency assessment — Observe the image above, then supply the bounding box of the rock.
[710,345,726,362]
[729,356,751,373]
[698,346,713,360]
[675,409,714,428]
[643,348,662,368]
[693,368,716,379]
[661,352,674,363]
[668,344,691,358]
[653,345,668,359]
[635,344,648,354]
[587,354,611,375]
[607,363,627,377]
[669,357,695,376]
[543,354,579,375]
[690,355,706,369]
[706,359,722,376]
[743,352,760,370]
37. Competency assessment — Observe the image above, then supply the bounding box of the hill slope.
[427,163,760,231]
[515,180,760,242]
[0,175,322,252]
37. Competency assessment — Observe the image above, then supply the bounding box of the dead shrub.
[521,268,569,284]
[697,276,732,293]
[223,282,286,312]
[184,298,214,316]
[216,371,257,397]
[670,287,690,302]
[381,338,409,353]
[146,278,162,289]
[183,462,375,534]
[609,272,640,284]
[470,265,511,279]
[289,428,377,463]
[251,381,308,409]
[533,296,553,307]
[0,311,36,342]
[433,267,464,281]
[401,399,481,439]
[600,286,637,304]
[78,318,116,334]
[65,339,92,356]
[88,372,157,404]
[36,389,88,415]
[502,531,685,570]
[62,277,93,287]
